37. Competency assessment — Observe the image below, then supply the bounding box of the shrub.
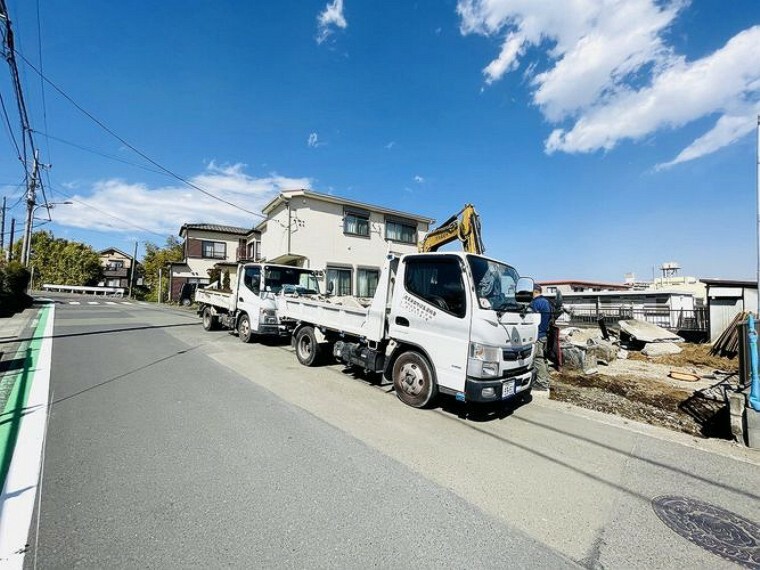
[0,261,32,317]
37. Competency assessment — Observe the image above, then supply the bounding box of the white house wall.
[261,195,428,293]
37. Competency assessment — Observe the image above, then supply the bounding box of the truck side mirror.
[515,277,534,304]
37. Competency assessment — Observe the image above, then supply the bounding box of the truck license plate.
[502,380,515,399]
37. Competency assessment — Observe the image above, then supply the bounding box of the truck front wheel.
[295,326,321,366]
[392,351,437,408]
[202,307,217,331]
[238,314,254,343]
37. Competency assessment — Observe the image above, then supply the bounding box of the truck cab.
[385,252,538,405]
[197,262,320,342]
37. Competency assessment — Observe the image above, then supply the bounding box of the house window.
[106,278,122,287]
[326,267,353,296]
[202,241,226,260]
[106,260,124,270]
[357,268,380,297]
[385,218,417,244]
[344,209,370,237]
[254,241,261,261]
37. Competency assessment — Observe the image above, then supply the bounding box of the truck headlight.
[468,342,500,378]
[469,342,501,361]
[260,308,277,324]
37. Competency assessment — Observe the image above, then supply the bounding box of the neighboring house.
[98,247,139,294]
[169,224,257,302]
[701,279,758,342]
[538,280,631,295]
[256,189,434,297]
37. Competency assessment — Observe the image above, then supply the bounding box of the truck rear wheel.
[202,307,217,331]
[392,351,437,408]
[295,326,321,366]
[238,314,254,343]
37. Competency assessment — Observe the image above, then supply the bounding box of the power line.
[47,184,172,239]
[30,129,168,176]
[0,90,22,160]
[15,51,267,220]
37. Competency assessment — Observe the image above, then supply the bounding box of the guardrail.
[41,284,125,297]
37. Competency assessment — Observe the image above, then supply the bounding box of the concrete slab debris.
[618,319,684,344]
[641,342,683,357]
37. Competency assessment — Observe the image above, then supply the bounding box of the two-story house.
[98,247,139,294]
[256,189,433,297]
[169,224,259,302]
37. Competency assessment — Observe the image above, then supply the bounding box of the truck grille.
[503,346,532,361]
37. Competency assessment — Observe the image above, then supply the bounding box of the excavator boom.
[418,203,484,254]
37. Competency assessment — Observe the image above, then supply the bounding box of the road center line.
[0,305,54,568]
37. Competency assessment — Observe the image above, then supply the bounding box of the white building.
[257,189,433,297]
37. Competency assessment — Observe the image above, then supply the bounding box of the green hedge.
[0,261,32,317]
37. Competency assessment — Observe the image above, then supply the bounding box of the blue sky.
[1,0,759,282]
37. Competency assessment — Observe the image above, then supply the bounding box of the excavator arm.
[418,203,485,254]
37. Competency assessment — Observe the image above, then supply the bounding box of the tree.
[28,231,101,288]
[142,236,184,302]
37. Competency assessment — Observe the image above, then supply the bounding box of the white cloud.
[307,132,320,148]
[51,163,311,235]
[317,0,347,45]
[457,1,760,165]
[385,141,396,149]
[414,175,425,183]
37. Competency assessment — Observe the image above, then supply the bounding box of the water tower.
[660,261,680,279]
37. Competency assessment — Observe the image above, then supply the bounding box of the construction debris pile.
[552,318,741,439]
[559,318,684,375]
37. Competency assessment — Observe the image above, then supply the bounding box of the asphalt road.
[21,294,760,568]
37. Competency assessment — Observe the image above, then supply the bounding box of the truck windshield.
[467,255,520,312]
[264,267,320,295]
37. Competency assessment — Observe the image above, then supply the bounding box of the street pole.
[8,217,15,261]
[0,196,6,252]
[158,267,163,304]
[21,150,40,267]
[128,241,137,299]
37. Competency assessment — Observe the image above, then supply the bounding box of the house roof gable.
[258,189,435,227]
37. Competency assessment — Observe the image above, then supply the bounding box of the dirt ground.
[550,343,740,438]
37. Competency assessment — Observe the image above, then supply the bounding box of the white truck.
[195,262,321,342]
[277,252,540,408]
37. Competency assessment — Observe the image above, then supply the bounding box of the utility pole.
[128,241,137,298]
[0,196,6,252]
[21,150,40,267]
[756,115,760,316]
[158,267,163,304]
[8,217,15,261]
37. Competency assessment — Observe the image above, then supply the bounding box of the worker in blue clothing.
[530,284,552,391]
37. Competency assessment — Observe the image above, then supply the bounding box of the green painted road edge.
[0,305,50,492]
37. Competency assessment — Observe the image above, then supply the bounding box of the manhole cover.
[652,496,760,569]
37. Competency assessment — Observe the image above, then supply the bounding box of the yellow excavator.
[418,203,485,254]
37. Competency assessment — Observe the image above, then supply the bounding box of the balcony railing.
[560,306,709,333]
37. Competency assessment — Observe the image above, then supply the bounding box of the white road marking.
[0,305,55,568]
[105,302,117,305]
[120,302,132,305]
[69,301,80,305]
[87,302,98,305]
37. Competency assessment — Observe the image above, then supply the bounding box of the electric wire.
[15,51,266,220]
[0,90,22,161]
[47,184,172,239]
[30,129,168,176]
